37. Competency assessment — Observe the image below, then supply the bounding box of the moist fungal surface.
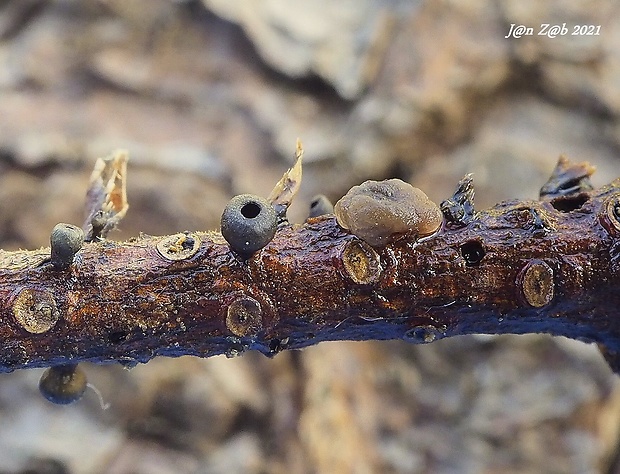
[334,179,443,247]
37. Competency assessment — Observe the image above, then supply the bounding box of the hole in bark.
[241,202,261,219]
[461,240,485,266]
[550,194,589,212]
[107,331,128,344]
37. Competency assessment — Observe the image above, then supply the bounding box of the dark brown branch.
[1,156,620,373]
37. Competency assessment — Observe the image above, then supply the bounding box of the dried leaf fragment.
[83,150,129,241]
[267,139,303,216]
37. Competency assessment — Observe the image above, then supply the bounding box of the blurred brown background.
[1,0,620,472]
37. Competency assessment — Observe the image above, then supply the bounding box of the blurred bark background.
[0,0,620,472]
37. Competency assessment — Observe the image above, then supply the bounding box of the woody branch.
[1,148,620,405]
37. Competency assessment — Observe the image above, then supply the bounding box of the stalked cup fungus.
[221,194,278,257]
[39,364,87,405]
[50,223,84,270]
[334,179,443,247]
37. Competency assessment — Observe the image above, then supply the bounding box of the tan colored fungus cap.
[334,179,443,247]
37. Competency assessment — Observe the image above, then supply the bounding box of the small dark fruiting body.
[39,364,87,405]
[308,194,334,218]
[221,194,277,257]
[50,223,84,270]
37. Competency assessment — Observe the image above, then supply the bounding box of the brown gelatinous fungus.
[39,364,87,405]
[308,194,334,218]
[441,174,475,226]
[341,240,382,284]
[519,260,554,308]
[334,179,443,247]
[13,289,59,334]
[156,232,201,261]
[226,296,263,337]
[50,223,84,270]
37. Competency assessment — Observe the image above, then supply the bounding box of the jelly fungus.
[334,179,442,247]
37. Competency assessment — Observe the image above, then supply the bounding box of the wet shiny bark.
[0,158,620,371]
[1,161,619,372]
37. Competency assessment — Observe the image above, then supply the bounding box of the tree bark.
[1,156,620,373]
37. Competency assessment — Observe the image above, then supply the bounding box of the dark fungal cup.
[221,194,278,257]
[50,223,84,270]
[39,364,87,405]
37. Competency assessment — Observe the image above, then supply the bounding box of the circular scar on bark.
[226,296,263,337]
[334,179,443,247]
[519,260,554,308]
[13,289,59,334]
[342,240,382,284]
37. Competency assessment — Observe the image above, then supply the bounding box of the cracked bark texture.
[1,1,620,473]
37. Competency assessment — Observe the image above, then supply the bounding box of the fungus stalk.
[0,151,619,381]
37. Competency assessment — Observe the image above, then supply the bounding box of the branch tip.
[440,173,475,227]
[539,154,596,200]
